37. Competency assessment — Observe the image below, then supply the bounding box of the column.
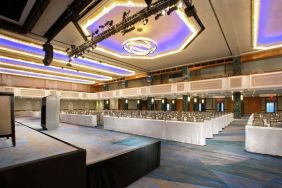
[182,66,190,81]
[171,99,176,111]
[183,95,190,112]
[147,97,154,110]
[233,92,242,118]
[161,98,167,111]
[232,56,241,75]
[137,99,141,110]
[104,99,110,110]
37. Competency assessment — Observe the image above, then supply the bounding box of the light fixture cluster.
[68,0,204,60]
[123,37,157,56]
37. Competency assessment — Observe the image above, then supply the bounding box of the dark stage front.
[0,117,160,188]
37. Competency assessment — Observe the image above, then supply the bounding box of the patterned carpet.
[15,117,158,165]
[128,119,282,188]
[0,124,76,168]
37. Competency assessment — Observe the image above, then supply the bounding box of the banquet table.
[104,113,233,146]
[15,111,41,118]
[60,114,97,127]
[245,125,282,156]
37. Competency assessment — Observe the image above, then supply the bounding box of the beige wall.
[0,74,91,92]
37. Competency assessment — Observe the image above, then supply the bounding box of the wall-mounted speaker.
[43,42,53,66]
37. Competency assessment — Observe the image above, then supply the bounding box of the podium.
[41,95,60,130]
[0,92,15,146]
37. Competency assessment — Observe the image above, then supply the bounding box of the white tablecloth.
[60,114,97,127]
[246,126,282,156]
[15,111,41,118]
[104,114,233,146]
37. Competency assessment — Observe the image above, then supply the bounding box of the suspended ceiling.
[0,0,282,85]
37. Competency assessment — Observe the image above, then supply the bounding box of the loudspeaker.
[43,43,53,66]
[185,6,197,17]
[145,0,152,6]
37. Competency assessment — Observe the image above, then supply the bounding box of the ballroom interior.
[0,0,282,188]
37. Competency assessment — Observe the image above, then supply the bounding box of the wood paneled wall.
[243,97,261,115]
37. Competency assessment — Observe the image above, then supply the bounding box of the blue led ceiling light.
[0,35,135,76]
[0,67,95,84]
[253,0,282,49]
[0,56,111,81]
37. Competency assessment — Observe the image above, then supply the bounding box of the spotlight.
[71,45,76,49]
[167,6,178,15]
[145,0,152,7]
[143,18,148,25]
[66,62,72,67]
[185,5,197,18]
[155,13,162,20]
[94,29,99,35]
[105,20,114,27]
[122,10,130,20]
[66,48,70,52]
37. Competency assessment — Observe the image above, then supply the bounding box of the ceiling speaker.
[43,42,53,66]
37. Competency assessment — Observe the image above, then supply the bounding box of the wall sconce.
[172,100,175,104]
[106,100,109,104]
[201,99,205,104]
[240,95,244,101]
[137,100,140,104]
[194,98,197,103]
[151,98,154,103]
[187,96,190,102]
[161,99,165,104]
[231,95,234,101]
[125,99,128,104]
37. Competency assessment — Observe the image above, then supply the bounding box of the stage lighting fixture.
[185,5,197,17]
[143,18,148,25]
[94,29,99,35]
[167,6,178,15]
[155,13,162,20]
[99,25,105,29]
[71,45,76,49]
[105,20,114,27]
[145,0,152,7]
[122,10,130,20]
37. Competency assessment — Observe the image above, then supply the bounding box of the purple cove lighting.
[257,0,282,46]
[0,57,111,80]
[0,67,94,84]
[86,6,192,56]
[0,37,134,76]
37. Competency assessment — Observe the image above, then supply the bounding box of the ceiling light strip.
[0,56,111,81]
[0,67,95,84]
[0,35,135,76]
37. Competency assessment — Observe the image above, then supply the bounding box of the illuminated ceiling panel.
[79,0,199,59]
[0,35,135,76]
[0,56,111,81]
[0,67,95,84]
[253,0,282,49]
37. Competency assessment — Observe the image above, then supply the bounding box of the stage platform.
[0,117,160,188]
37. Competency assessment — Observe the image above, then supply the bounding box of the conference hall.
[0,0,282,187]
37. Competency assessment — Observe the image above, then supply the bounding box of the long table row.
[104,113,233,146]
[60,114,97,127]
[245,114,282,156]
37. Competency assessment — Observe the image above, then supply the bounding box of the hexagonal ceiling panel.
[79,0,200,59]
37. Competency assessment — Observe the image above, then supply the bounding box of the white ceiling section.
[31,0,74,36]
[53,0,256,71]
[1,0,282,83]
